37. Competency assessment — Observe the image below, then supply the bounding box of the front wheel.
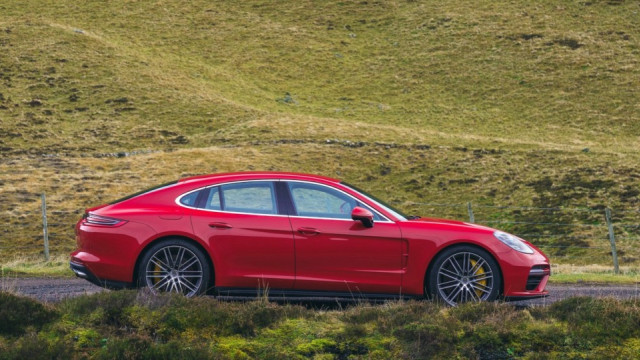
[427,245,501,306]
[138,239,211,297]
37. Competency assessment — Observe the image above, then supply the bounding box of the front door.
[285,181,403,294]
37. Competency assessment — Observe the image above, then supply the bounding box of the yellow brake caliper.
[470,259,486,297]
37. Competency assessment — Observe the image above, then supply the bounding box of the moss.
[296,338,337,356]
[212,336,253,359]
[69,327,101,350]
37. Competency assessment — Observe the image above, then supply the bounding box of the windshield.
[341,182,409,221]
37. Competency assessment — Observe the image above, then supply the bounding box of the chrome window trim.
[284,180,393,223]
[175,179,394,223]
[176,180,279,215]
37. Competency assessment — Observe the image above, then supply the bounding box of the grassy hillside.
[2,290,640,359]
[0,1,639,268]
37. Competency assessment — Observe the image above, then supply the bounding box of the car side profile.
[70,172,550,305]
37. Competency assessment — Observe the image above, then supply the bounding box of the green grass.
[1,0,639,270]
[0,255,73,278]
[549,264,640,284]
[1,290,640,359]
[550,273,640,285]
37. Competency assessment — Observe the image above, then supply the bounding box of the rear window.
[109,180,178,205]
[179,190,200,207]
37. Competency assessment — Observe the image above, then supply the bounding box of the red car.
[71,172,549,305]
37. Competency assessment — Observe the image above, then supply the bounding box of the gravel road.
[3,278,639,306]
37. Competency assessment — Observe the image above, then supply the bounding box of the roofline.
[178,171,341,184]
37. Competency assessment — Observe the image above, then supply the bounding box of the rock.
[27,99,43,107]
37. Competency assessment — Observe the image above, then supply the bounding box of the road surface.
[4,278,639,306]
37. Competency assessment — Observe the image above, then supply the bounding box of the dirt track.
[4,277,639,306]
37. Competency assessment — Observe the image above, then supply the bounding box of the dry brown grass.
[1,1,639,275]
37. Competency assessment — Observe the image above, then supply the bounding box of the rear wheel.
[138,239,210,297]
[427,245,501,306]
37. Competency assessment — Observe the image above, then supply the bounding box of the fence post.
[41,193,50,261]
[467,202,475,223]
[604,208,619,274]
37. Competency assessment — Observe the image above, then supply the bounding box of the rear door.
[285,181,403,294]
[188,181,295,289]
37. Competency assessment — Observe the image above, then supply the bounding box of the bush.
[0,292,57,336]
[58,290,137,328]
[549,297,640,343]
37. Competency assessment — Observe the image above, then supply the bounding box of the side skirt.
[213,287,423,302]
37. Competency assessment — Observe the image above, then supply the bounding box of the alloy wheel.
[435,251,494,306]
[144,245,204,297]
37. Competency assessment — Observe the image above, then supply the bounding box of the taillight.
[83,213,127,227]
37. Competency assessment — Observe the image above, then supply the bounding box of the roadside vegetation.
[1,1,639,274]
[1,290,639,359]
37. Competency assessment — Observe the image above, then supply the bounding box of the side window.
[220,182,277,215]
[179,190,200,207]
[288,182,358,219]
[204,187,221,210]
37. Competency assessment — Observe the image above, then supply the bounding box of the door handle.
[209,222,232,229]
[297,227,319,236]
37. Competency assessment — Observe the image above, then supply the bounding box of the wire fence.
[398,201,640,273]
[1,195,640,274]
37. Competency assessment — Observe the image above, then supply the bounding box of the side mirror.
[351,206,374,228]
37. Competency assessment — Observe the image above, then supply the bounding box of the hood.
[407,217,496,232]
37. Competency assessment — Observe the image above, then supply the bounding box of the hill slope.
[0,0,639,265]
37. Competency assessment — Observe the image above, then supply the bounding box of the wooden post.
[605,208,619,274]
[41,193,49,261]
[467,201,475,223]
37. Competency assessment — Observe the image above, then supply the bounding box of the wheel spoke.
[163,248,175,268]
[176,247,186,268]
[463,253,471,274]
[440,268,460,280]
[447,258,464,276]
[180,278,198,293]
[146,274,166,278]
[471,273,493,282]
[152,276,171,291]
[180,271,203,278]
[466,287,480,302]
[150,257,169,271]
[470,283,491,295]
[438,279,459,291]
[470,259,486,275]
[446,284,464,303]
[179,256,199,271]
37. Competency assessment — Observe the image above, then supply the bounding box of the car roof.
[178,171,341,185]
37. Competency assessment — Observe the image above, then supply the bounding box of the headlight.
[494,231,534,254]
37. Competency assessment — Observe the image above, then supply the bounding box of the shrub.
[0,292,57,336]
[549,297,640,343]
[0,333,74,360]
[58,290,137,328]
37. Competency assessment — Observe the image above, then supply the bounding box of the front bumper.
[70,260,132,290]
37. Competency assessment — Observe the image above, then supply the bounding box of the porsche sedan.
[70,172,550,305]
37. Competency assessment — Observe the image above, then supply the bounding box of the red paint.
[71,172,549,299]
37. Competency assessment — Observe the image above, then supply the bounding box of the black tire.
[137,238,211,297]
[427,245,501,306]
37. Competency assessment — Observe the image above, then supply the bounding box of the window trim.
[283,180,392,223]
[175,179,393,223]
[176,180,280,216]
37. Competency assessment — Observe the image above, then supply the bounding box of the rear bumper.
[70,260,132,290]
